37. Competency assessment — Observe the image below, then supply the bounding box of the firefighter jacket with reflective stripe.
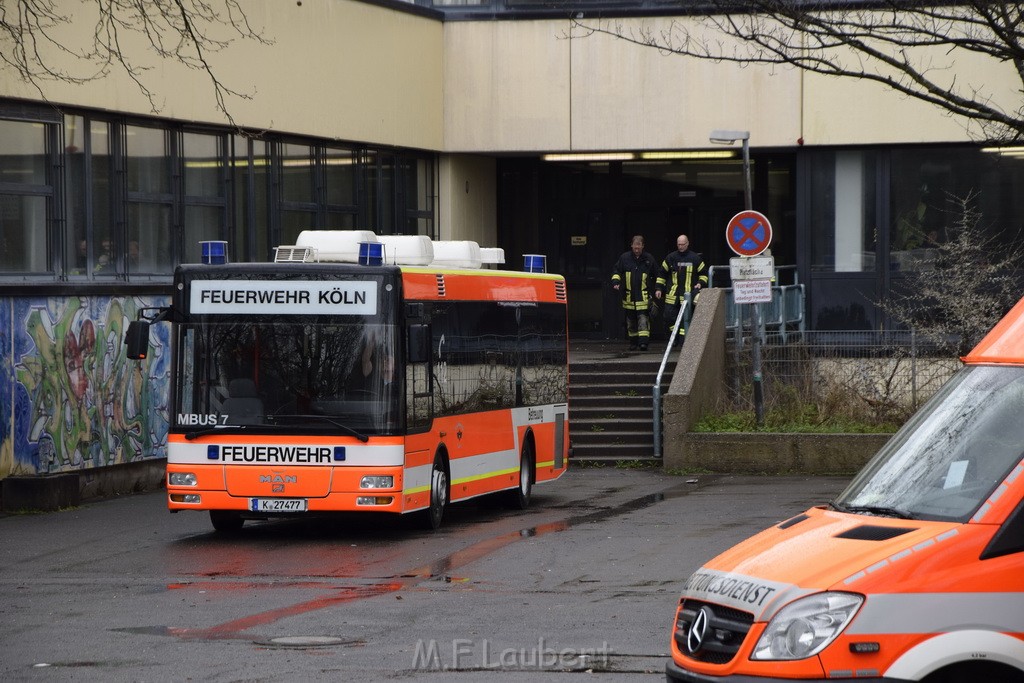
[611,250,658,311]
[657,249,708,305]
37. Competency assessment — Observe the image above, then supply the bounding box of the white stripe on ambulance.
[847,592,1024,634]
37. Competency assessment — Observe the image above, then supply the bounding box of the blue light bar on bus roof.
[358,241,385,266]
[201,240,228,265]
[523,254,547,273]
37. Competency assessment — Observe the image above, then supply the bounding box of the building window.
[324,144,357,230]
[65,115,117,278]
[400,155,436,238]
[0,106,437,284]
[278,141,316,245]
[182,131,228,264]
[809,150,879,273]
[890,146,1024,273]
[125,124,174,276]
[231,135,269,262]
[0,118,52,274]
[325,146,357,208]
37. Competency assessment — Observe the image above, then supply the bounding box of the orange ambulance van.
[667,298,1024,682]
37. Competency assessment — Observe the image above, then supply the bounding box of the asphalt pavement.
[0,466,850,682]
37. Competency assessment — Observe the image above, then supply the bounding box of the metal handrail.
[652,293,691,459]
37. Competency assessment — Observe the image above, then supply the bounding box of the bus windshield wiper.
[185,417,369,443]
[268,414,370,443]
[184,424,271,440]
[841,504,916,520]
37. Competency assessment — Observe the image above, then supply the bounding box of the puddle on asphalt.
[137,479,706,642]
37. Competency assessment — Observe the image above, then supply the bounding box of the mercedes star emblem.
[686,606,711,654]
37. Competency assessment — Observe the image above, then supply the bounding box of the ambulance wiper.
[841,504,916,520]
[269,414,370,443]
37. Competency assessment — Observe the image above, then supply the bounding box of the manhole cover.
[262,636,349,648]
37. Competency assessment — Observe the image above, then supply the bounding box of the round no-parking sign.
[726,210,773,257]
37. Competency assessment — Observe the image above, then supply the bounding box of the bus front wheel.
[210,510,244,533]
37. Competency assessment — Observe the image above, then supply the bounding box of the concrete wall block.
[665,432,890,475]
[0,461,166,512]
[1,474,80,512]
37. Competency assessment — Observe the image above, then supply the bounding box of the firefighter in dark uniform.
[611,235,658,351]
[655,234,708,339]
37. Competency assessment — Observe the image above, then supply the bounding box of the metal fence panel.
[723,330,961,426]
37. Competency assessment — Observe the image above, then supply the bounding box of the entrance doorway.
[496,154,796,340]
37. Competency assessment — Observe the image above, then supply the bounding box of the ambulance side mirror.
[125,320,150,360]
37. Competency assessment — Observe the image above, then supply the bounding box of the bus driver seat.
[223,378,264,425]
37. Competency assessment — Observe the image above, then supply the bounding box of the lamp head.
[709,129,750,145]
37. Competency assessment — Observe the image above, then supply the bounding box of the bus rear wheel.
[210,510,244,533]
[506,440,534,510]
[423,454,449,530]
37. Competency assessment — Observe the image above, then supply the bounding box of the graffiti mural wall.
[0,295,170,480]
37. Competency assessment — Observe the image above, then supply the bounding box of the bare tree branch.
[0,0,271,126]
[880,190,1024,355]
[573,1,1024,142]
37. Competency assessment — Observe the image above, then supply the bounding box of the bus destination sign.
[191,280,378,315]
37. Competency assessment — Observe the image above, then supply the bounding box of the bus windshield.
[835,365,1024,522]
[174,320,400,435]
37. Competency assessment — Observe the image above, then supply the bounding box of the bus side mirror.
[408,324,430,364]
[125,320,151,360]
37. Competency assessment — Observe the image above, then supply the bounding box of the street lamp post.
[710,129,765,426]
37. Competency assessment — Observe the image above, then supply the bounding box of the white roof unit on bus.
[480,247,505,265]
[377,234,434,266]
[431,240,482,269]
[294,230,378,263]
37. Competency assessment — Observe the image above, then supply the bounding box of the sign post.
[726,210,773,427]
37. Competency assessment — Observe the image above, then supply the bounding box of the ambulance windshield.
[173,320,400,435]
[836,365,1024,522]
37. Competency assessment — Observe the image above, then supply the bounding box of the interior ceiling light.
[543,150,737,162]
[981,146,1024,156]
[640,151,737,160]
[542,152,636,162]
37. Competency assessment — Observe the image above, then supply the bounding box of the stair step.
[571,372,672,384]
[570,443,658,459]
[573,432,651,444]
[567,350,673,462]
[569,405,647,417]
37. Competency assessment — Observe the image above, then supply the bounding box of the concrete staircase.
[568,346,676,461]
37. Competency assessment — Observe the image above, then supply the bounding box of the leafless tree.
[0,0,271,124]
[572,1,1024,142]
[880,191,1024,355]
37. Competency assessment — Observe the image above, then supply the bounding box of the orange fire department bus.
[127,234,569,532]
[666,297,1024,682]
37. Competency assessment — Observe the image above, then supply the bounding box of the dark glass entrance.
[497,154,797,340]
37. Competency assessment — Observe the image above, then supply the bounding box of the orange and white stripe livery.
[667,296,1024,682]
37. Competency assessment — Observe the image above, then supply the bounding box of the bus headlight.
[360,475,394,489]
[169,472,197,486]
[751,593,863,660]
[169,493,201,504]
[356,496,394,506]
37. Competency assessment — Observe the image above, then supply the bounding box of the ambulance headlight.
[751,592,863,661]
